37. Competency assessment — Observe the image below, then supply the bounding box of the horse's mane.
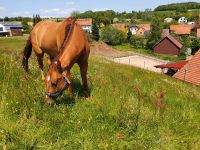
[56,17,76,59]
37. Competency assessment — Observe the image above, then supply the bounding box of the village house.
[155,60,188,76]
[164,17,173,23]
[111,23,127,32]
[129,25,139,35]
[136,24,151,36]
[170,24,191,35]
[153,35,183,56]
[0,21,23,36]
[161,29,170,38]
[173,49,200,86]
[178,17,187,24]
[76,18,93,33]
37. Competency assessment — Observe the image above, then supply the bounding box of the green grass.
[113,43,185,61]
[0,36,200,149]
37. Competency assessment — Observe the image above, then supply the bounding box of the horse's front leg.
[66,71,73,97]
[79,62,89,97]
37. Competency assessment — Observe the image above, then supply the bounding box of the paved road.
[112,53,169,73]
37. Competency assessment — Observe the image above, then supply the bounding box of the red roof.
[153,35,183,49]
[155,61,188,71]
[111,23,127,32]
[138,24,151,31]
[170,25,191,35]
[76,18,92,26]
[173,50,200,86]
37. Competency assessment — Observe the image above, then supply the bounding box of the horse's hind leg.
[78,61,89,97]
[32,44,45,80]
[37,53,45,80]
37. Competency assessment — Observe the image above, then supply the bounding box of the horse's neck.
[58,25,77,70]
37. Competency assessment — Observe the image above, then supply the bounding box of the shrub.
[100,26,126,45]
[92,24,100,41]
[129,35,145,49]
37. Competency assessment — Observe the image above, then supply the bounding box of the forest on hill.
[154,2,200,11]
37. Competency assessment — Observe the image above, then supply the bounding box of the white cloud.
[0,6,5,11]
[92,8,110,12]
[40,7,77,17]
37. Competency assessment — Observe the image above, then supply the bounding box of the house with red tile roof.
[111,23,127,32]
[138,24,151,31]
[153,35,183,56]
[134,24,151,36]
[170,25,191,35]
[155,60,188,76]
[173,50,200,86]
[76,18,93,33]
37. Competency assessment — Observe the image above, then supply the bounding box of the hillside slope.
[0,37,200,149]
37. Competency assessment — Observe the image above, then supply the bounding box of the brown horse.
[22,18,90,104]
[22,17,76,80]
[45,19,90,104]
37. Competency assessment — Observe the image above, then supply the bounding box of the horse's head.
[45,60,71,104]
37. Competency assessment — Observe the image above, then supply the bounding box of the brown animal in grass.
[22,17,90,104]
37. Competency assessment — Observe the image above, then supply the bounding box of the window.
[0,27,3,31]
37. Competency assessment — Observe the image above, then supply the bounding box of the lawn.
[113,43,185,62]
[0,36,200,149]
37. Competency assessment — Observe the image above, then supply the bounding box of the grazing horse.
[22,17,75,80]
[45,18,90,104]
[22,18,90,104]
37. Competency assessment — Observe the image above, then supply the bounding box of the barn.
[153,35,183,56]
[0,22,23,36]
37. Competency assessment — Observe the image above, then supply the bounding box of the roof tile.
[173,50,200,86]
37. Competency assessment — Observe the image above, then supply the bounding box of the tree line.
[155,2,200,11]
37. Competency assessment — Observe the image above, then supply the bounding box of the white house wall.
[0,24,6,32]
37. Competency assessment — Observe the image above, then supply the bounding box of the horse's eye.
[57,78,62,83]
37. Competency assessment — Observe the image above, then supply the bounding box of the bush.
[100,26,126,45]
[22,20,31,34]
[129,35,145,49]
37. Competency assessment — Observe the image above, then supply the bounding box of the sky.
[0,0,199,18]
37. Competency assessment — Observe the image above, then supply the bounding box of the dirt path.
[90,41,130,58]
[90,41,168,73]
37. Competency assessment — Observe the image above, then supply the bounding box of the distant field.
[0,36,200,149]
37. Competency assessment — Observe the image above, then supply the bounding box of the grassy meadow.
[0,36,200,149]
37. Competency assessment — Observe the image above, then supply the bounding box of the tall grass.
[0,37,200,149]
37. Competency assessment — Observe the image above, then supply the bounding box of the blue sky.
[0,0,199,18]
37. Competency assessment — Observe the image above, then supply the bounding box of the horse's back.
[31,21,64,56]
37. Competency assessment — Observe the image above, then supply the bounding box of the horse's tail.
[22,35,32,72]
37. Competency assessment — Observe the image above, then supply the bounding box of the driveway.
[113,53,168,73]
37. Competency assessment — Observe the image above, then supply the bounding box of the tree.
[22,20,31,34]
[33,14,42,26]
[101,26,126,45]
[92,24,100,41]
[146,17,163,50]
[70,11,80,18]
[4,16,9,21]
